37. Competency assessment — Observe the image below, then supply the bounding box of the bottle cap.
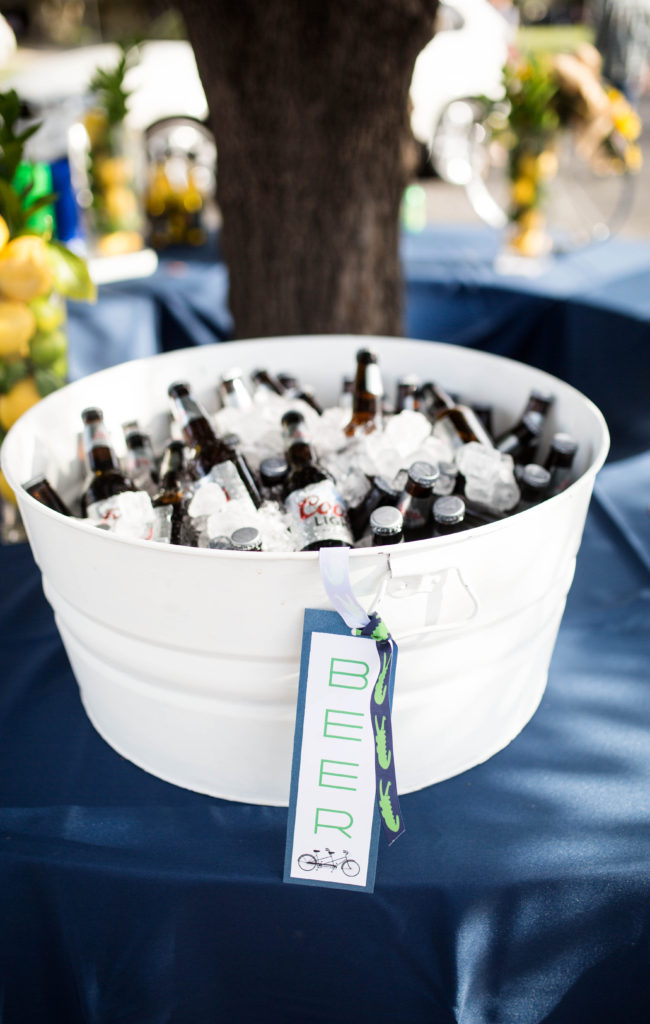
[438,460,457,478]
[521,464,551,490]
[433,495,466,524]
[356,348,377,364]
[220,366,243,384]
[370,506,403,536]
[230,526,262,551]
[550,432,578,456]
[81,406,103,423]
[407,461,439,487]
[277,373,298,391]
[522,411,544,435]
[260,456,289,484]
[529,388,554,405]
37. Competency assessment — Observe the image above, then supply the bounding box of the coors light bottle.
[281,409,353,551]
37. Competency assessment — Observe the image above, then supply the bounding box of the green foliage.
[88,42,141,129]
[502,57,560,141]
[0,91,57,237]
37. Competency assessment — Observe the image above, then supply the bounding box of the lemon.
[0,468,16,505]
[29,293,66,333]
[96,231,144,257]
[0,375,42,431]
[536,151,558,180]
[104,185,139,224]
[511,177,536,207]
[0,235,54,302]
[83,108,108,147]
[511,227,552,258]
[95,155,134,188]
[29,327,68,369]
[0,300,36,358]
[0,216,9,254]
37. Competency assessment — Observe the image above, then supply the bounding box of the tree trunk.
[178,0,437,340]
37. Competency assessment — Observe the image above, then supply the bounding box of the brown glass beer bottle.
[344,348,384,436]
[281,409,353,551]
[80,407,137,518]
[23,475,73,516]
[422,382,494,452]
[152,440,193,545]
[167,381,261,509]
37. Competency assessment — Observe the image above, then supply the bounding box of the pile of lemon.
[0,216,94,503]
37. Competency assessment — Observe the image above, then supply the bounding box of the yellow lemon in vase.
[0,374,42,432]
[0,300,36,358]
[0,235,54,302]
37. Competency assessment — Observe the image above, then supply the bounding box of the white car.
[409,0,513,181]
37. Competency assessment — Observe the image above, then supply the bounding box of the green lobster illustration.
[378,778,401,834]
[373,715,391,770]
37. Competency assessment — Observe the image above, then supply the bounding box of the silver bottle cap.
[230,526,262,551]
[408,460,439,487]
[521,464,552,490]
[370,506,404,536]
[433,495,466,525]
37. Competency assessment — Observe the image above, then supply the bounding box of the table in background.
[67,225,650,460]
[2,226,649,1024]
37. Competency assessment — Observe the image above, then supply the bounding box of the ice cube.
[187,481,228,518]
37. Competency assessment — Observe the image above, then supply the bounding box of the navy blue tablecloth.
[1,452,649,1023]
[2,227,650,1023]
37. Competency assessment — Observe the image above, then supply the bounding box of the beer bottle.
[167,381,261,509]
[432,495,503,535]
[344,348,384,436]
[281,409,353,551]
[230,526,263,552]
[348,475,401,541]
[251,368,285,396]
[396,461,439,538]
[516,464,552,512]
[421,382,494,452]
[395,374,420,413]
[23,475,73,516]
[495,411,543,464]
[152,440,193,545]
[277,373,324,415]
[432,495,467,535]
[496,389,554,464]
[544,432,577,493]
[123,420,158,493]
[218,368,253,410]
[259,455,289,503]
[370,506,404,546]
[80,407,138,518]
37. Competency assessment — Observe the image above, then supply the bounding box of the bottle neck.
[83,419,121,474]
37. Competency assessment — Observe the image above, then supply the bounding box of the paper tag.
[284,609,396,892]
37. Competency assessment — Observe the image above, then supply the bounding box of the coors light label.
[285,479,353,549]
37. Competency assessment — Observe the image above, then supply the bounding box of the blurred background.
[0,0,648,258]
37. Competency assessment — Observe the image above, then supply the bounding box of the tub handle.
[369,552,479,642]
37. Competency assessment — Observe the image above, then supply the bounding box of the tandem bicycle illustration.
[297,848,360,877]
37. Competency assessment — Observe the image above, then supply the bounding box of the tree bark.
[178,0,437,340]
